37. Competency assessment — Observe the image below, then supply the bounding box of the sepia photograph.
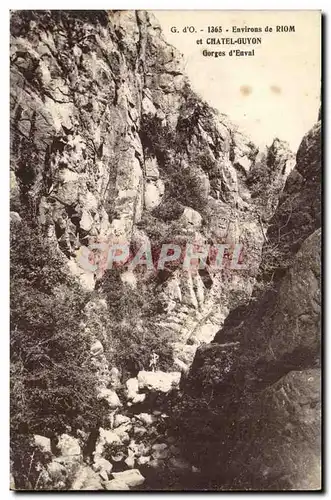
[9,9,321,491]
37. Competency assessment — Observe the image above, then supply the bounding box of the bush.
[10,220,106,487]
[98,269,174,378]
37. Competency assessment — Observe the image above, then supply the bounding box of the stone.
[57,434,81,457]
[90,340,104,356]
[104,479,130,491]
[114,414,131,427]
[47,461,67,485]
[180,207,202,227]
[97,388,122,409]
[71,465,103,490]
[135,413,156,426]
[94,428,121,458]
[125,455,135,468]
[137,455,151,466]
[99,470,109,481]
[126,377,139,399]
[144,179,164,210]
[137,370,181,393]
[133,426,147,438]
[92,458,113,475]
[34,435,51,453]
[112,469,145,488]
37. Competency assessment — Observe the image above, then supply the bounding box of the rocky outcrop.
[181,118,321,490]
[10,10,295,371]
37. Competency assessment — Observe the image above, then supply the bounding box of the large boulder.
[56,434,81,458]
[97,388,122,409]
[111,469,145,488]
[137,371,181,393]
[34,435,51,454]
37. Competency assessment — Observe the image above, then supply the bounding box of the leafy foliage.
[10,220,107,488]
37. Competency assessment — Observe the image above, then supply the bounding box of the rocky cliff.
[10,10,294,375]
[181,116,321,490]
[10,9,320,492]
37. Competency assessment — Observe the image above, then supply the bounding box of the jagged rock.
[90,340,104,356]
[133,425,147,438]
[71,465,103,490]
[180,207,202,227]
[104,479,130,490]
[137,370,181,393]
[114,414,131,428]
[111,469,145,488]
[47,461,67,482]
[137,455,151,466]
[99,470,109,482]
[135,413,157,426]
[92,457,113,475]
[95,428,121,458]
[125,456,135,468]
[113,424,131,444]
[56,434,81,458]
[34,435,51,453]
[10,211,22,224]
[97,388,122,409]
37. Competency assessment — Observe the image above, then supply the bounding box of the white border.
[1,1,328,498]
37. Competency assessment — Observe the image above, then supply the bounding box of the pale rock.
[104,479,130,491]
[180,207,202,227]
[112,469,145,488]
[144,179,164,210]
[92,457,113,475]
[125,455,135,468]
[97,388,121,409]
[99,470,109,482]
[34,435,51,453]
[80,210,94,232]
[145,156,160,180]
[138,370,181,393]
[57,434,81,457]
[10,211,22,224]
[47,461,66,480]
[121,270,137,289]
[90,340,104,356]
[114,414,131,427]
[137,455,151,466]
[133,426,147,438]
[136,413,156,426]
[95,428,121,457]
[126,377,139,399]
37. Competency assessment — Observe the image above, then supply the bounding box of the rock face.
[10,10,294,371]
[180,118,321,490]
